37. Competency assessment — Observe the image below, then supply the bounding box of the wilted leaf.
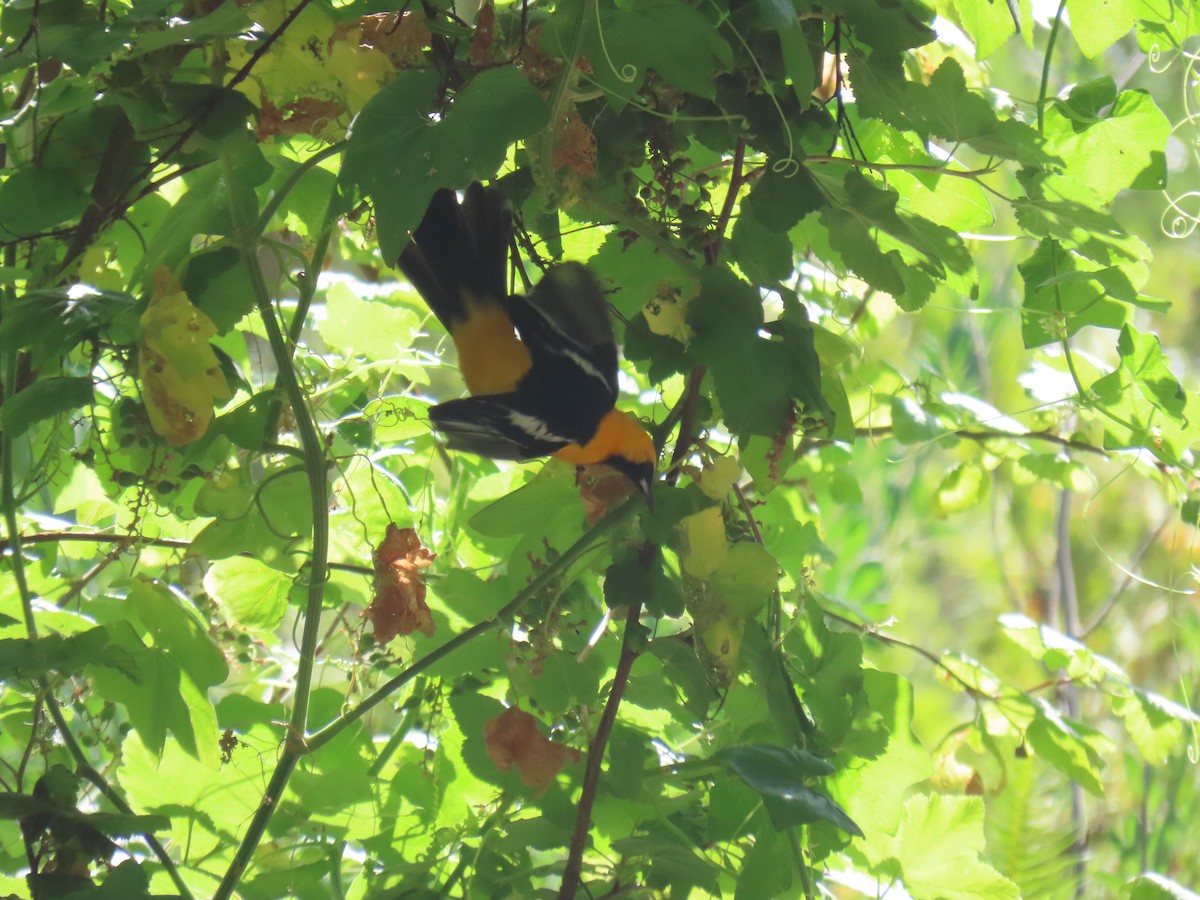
[483,706,580,793]
[364,523,436,643]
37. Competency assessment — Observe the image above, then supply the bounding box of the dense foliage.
[0,0,1198,897]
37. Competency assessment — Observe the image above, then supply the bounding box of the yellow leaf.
[139,269,231,446]
[680,506,727,578]
[697,454,741,499]
[643,292,693,343]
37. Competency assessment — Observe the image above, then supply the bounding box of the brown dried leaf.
[483,706,580,793]
[469,1,496,68]
[364,524,436,643]
[552,111,597,178]
[517,26,561,85]
[257,94,345,140]
[358,11,430,66]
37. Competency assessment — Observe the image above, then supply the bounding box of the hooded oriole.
[398,183,657,504]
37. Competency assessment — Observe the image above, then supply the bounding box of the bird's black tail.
[397,183,512,332]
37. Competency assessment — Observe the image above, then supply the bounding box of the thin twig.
[666,367,706,477]
[55,541,127,608]
[558,600,644,899]
[801,424,1110,457]
[0,530,373,576]
[823,608,1002,701]
[1053,490,1088,899]
[705,137,745,264]
[141,0,317,180]
[805,155,1000,180]
[1081,514,1170,637]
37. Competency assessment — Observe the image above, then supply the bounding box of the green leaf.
[932,460,990,517]
[999,612,1114,682]
[211,392,274,452]
[1042,88,1170,205]
[1113,687,1197,766]
[343,68,549,260]
[1067,0,1140,56]
[1014,453,1096,492]
[606,551,684,618]
[0,285,135,364]
[588,229,697,322]
[831,0,936,52]
[628,636,718,723]
[468,465,578,538]
[591,0,734,100]
[890,395,943,444]
[885,794,1020,899]
[953,0,1019,58]
[689,265,764,339]
[0,376,92,437]
[742,165,825,233]
[117,729,265,853]
[707,542,779,613]
[1124,873,1200,900]
[818,170,974,310]
[1025,699,1108,795]
[1019,240,1129,348]
[909,59,1053,163]
[321,281,422,359]
[1112,323,1187,417]
[1013,193,1149,268]
[690,268,828,436]
[128,577,228,691]
[126,1,252,55]
[528,649,607,716]
[0,627,139,682]
[721,743,835,779]
[720,744,862,836]
[182,246,257,333]
[1090,324,1196,464]
[784,604,864,745]
[730,206,794,283]
[735,827,794,899]
[87,621,218,763]
[202,557,293,630]
[256,466,314,540]
[828,670,933,841]
[0,166,91,238]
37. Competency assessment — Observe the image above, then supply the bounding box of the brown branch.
[665,367,706,479]
[558,600,644,900]
[55,542,127,609]
[704,137,746,264]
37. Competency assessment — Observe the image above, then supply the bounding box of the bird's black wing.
[429,395,571,460]
[508,261,619,403]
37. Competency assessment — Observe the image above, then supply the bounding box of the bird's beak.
[638,474,655,510]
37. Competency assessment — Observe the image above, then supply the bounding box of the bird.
[396,182,657,505]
